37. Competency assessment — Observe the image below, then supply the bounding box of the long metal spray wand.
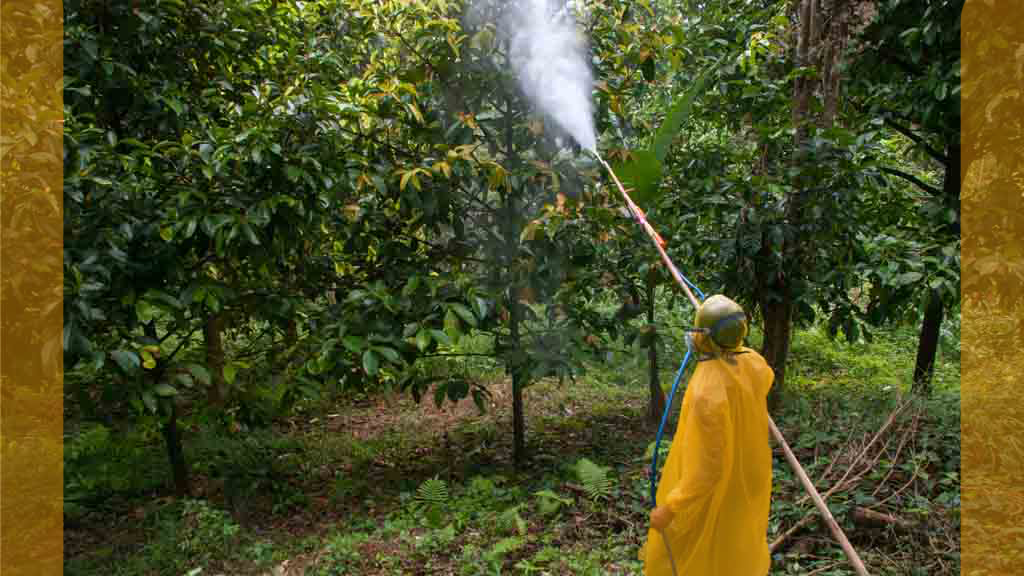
[593,153,870,576]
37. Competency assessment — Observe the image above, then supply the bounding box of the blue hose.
[650,337,693,508]
[680,273,706,302]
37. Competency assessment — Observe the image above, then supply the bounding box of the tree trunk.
[502,86,527,468]
[511,299,526,466]
[792,0,813,141]
[646,270,666,425]
[286,316,298,348]
[761,294,793,410]
[143,319,191,497]
[162,402,191,498]
[205,313,227,406]
[912,289,944,396]
[912,143,959,394]
[760,0,814,410]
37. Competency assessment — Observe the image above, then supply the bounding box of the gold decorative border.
[962,1,1024,574]
[1,1,64,574]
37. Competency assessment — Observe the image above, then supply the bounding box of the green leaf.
[895,271,923,286]
[163,96,183,116]
[224,364,238,385]
[450,303,477,327]
[430,329,451,346]
[433,381,448,408]
[174,373,194,389]
[650,64,710,162]
[400,170,415,192]
[202,214,232,235]
[611,149,663,209]
[473,297,488,320]
[241,222,261,245]
[342,335,364,353]
[82,38,98,60]
[416,329,431,352]
[147,290,182,311]
[444,309,461,339]
[363,349,379,376]
[141,391,157,413]
[187,363,211,387]
[111,350,140,375]
[375,346,400,363]
[141,350,157,370]
[403,275,420,296]
[154,383,178,397]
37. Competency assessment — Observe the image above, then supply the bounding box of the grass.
[64,314,961,576]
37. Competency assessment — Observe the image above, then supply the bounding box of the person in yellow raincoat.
[639,294,775,576]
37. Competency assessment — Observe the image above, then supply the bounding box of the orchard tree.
[849,0,962,393]
[63,0,444,494]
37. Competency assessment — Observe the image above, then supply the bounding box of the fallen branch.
[871,410,920,499]
[807,561,845,576]
[797,400,909,508]
[769,417,871,576]
[871,464,921,509]
[770,514,817,552]
[852,506,915,531]
[772,402,911,553]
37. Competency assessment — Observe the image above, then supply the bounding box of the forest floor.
[65,322,961,576]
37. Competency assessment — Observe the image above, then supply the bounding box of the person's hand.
[650,505,675,531]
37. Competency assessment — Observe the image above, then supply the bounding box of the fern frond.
[575,458,612,501]
[416,476,449,506]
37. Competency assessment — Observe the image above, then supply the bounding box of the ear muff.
[709,311,748,350]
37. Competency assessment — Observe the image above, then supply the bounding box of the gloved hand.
[650,505,675,531]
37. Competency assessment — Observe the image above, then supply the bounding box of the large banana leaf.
[612,63,713,209]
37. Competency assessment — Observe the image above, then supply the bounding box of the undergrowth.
[64,315,960,576]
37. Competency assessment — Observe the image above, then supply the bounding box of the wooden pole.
[769,417,870,576]
[597,155,870,576]
[597,157,701,310]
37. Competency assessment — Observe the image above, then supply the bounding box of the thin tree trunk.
[144,320,191,497]
[511,299,526,466]
[646,269,665,425]
[205,313,227,406]
[792,0,813,140]
[502,84,527,467]
[163,402,191,498]
[286,317,298,348]
[912,290,944,394]
[823,0,848,126]
[912,143,959,394]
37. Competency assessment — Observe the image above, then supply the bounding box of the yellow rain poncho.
[640,339,775,576]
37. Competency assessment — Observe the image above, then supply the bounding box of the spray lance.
[589,152,870,576]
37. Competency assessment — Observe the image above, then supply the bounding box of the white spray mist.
[506,0,597,152]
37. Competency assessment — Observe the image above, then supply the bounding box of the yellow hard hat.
[693,294,748,353]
